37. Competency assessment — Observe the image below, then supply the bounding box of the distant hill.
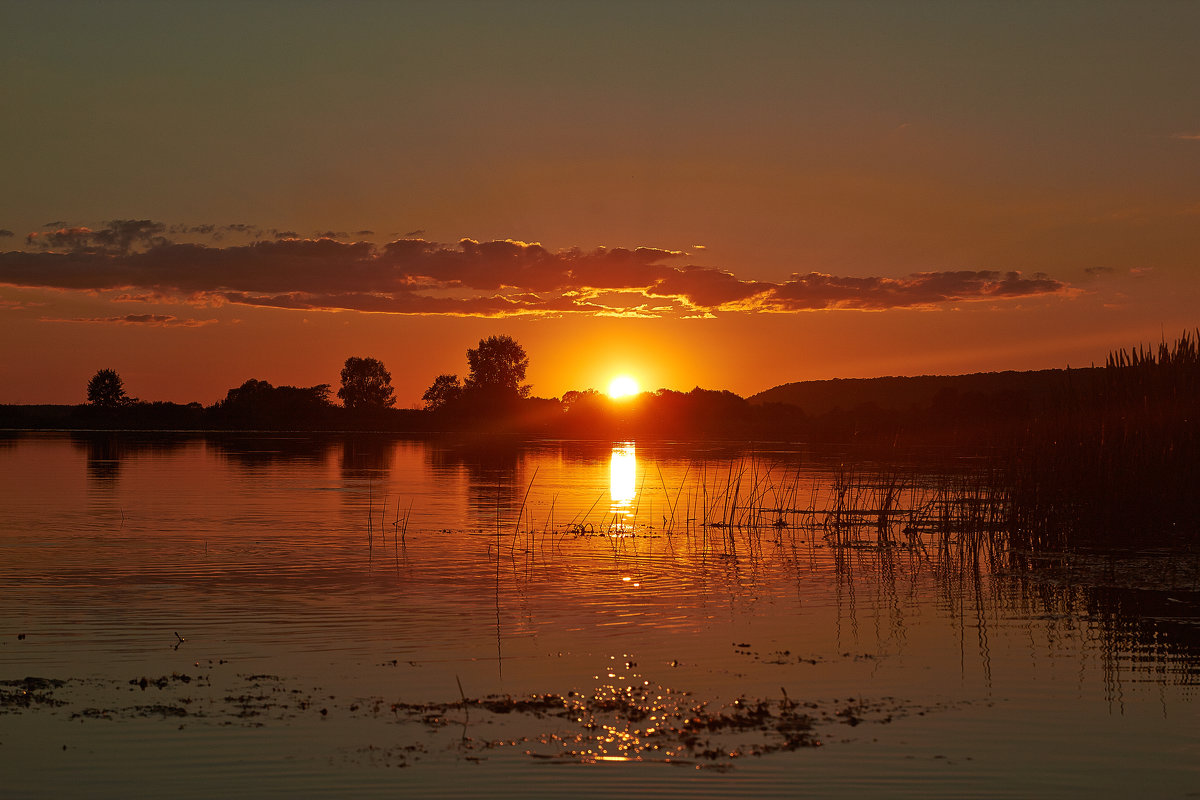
[747,368,1098,416]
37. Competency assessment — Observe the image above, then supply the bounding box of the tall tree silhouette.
[422,373,462,410]
[86,368,130,407]
[338,357,396,409]
[464,335,530,400]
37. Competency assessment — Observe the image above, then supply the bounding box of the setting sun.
[607,375,641,399]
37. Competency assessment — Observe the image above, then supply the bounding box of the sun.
[607,374,641,399]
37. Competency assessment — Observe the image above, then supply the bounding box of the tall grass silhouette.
[1006,330,1200,550]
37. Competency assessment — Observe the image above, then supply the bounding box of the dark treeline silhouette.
[3,329,1198,555]
[208,379,334,429]
[0,369,1098,442]
[749,369,1087,415]
[1,332,1196,458]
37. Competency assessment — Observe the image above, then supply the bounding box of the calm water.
[0,431,1197,798]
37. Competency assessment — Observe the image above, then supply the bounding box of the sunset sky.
[2,1,1198,406]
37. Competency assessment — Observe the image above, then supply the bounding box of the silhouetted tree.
[216,379,332,428]
[338,356,395,409]
[222,378,274,408]
[86,368,130,408]
[422,373,462,410]
[558,388,614,434]
[561,389,601,408]
[464,335,530,400]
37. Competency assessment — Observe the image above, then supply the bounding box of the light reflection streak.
[609,443,636,526]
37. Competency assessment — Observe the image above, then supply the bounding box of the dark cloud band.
[1,219,1070,317]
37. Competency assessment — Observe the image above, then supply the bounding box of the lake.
[1,431,1197,797]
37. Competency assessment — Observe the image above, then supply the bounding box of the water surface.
[1,432,1196,797]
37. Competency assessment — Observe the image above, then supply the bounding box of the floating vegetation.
[0,666,948,770]
[0,677,68,711]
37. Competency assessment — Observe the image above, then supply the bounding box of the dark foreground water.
[1,431,1197,797]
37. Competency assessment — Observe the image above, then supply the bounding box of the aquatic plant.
[1006,330,1200,550]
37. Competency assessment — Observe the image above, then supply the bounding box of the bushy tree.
[561,389,601,408]
[216,379,332,428]
[221,378,274,408]
[422,373,462,411]
[86,368,130,408]
[338,356,395,409]
[464,335,530,400]
[223,379,331,410]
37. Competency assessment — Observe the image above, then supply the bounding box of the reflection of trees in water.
[337,436,399,536]
[555,440,624,464]
[207,434,337,468]
[426,439,531,522]
[339,435,396,478]
[70,432,193,486]
[80,434,122,486]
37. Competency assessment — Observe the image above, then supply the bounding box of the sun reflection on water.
[609,443,636,526]
[517,653,825,764]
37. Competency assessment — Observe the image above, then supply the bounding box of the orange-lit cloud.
[0,219,1071,318]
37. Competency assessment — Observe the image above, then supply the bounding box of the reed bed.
[495,456,1019,571]
[1005,330,1200,551]
[362,445,1196,689]
[476,456,1198,690]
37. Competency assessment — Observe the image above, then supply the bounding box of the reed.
[422,447,1197,688]
[1005,330,1200,550]
[509,467,539,555]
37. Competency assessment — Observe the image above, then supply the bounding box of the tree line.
[37,332,801,437]
[13,330,1195,446]
[65,335,537,431]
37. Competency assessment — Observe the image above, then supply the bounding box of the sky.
[2,0,1198,406]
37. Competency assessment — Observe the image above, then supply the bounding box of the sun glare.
[610,444,636,509]
[607,375,640,399]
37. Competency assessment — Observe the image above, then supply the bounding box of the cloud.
[647,266,770,308]
[120,314,176,324]
[25,219,167,254]
[751,271,1067,311]
[0,297,47,310]
[213,288,617,317]
[0,219,1073,318]
[1170,132,1200,141]
[169,223,216,236]
[40,314,218,327]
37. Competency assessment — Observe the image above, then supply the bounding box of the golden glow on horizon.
[607,374,640,399]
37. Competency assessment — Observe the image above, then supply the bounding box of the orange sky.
[2,2,1198,406]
